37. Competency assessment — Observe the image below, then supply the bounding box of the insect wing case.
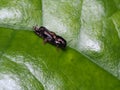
[34,26,67,49]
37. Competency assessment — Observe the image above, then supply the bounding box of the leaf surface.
[0,0,120,89]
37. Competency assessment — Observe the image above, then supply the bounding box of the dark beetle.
[33,26,67,49]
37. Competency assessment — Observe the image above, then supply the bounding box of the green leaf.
[0,0,120,89]
[1,27,120,90]
[0,0,42,30]
[42,0,120,79]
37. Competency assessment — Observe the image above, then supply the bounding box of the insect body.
[33,26,67,49]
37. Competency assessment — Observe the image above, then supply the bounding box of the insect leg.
[43,38,48,44]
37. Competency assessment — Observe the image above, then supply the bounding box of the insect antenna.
[67,39,73,46]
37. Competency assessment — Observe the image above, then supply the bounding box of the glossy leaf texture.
[0,0,120,90]
[0,0,42,30]
[1,28,120,90]
[43,0,120,79]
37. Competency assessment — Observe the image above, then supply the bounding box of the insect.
[33,26,67,49]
